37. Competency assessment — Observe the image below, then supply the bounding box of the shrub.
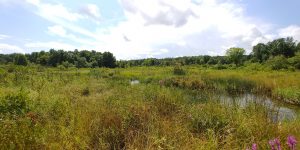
[173,64,186,75]
[213,64,227,70]
[0,90,30,116]
[57,65,66,71]
[288,52,300,69]
[0,68,8,83]
[266,55,289,70]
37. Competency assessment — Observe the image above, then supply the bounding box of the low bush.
[0,90,30,117]
[173,64,186,75]
[266,56,289,70]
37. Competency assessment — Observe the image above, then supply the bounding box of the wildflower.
[269,138,282,150]
[274,138,281,150]
[252,143,257,150]
[269,140,275,150]
[287,136,297,150]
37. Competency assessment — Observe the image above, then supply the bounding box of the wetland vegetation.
[0,65,299,149]
[0,37,299,149]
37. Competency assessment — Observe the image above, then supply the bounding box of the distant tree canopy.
[0,37,299,70]
[117,37,300,68]
[0,49,116,68]
[251,37,298,62]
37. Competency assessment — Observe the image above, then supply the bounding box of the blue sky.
[0,0,299,59]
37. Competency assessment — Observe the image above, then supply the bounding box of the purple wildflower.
[287,136,297,150]
[269,138,282,150]
[252,143,257,150]
[269,139,276,150]
[274,138,281,150]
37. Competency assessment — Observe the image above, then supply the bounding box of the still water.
[191,91,299,122]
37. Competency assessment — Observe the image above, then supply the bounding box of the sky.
[0,0,299,60]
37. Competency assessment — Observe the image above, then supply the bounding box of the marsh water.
[131,80,299,122]
[130,80,140,85]
[189,91,300,122]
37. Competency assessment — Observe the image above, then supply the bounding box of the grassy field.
[0,65,299,149]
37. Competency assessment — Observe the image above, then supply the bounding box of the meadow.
[0,65,299,149]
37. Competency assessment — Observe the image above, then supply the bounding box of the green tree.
[288,52,300,69]
[142,58,158,66]
[267,37,296,57]
[37,54,49,66]
[14,54,28,66]
[102,52,116,68]
[226,47,245,66]
[76,57,88,68]
[252,43,269,62]
[296,42,300,53]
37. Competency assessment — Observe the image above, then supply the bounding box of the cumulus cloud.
[25,41,76,50]
[0,43,24,53]
[26,0,83,22]
[91,0,271,59]
[278,25,300,41]
[120,0,196,27]
[19,0,296,59]
[79,4,101,21]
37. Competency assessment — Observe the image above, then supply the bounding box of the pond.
[190,91,300,122]
[131,79,299,122]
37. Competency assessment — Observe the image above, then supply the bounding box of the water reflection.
[218,93,297,122]
[130,80,140,85]
[190,91,299,122]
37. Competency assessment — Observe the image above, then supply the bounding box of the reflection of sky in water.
[207,93,298,122]
[131,82,298,122]
[130,80,140,85]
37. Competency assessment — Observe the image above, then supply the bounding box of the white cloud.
[0,34,11,40]
[92,0,271,58]
[26,0,39,6]
[80,4,101,21]
[48,25,67,37]
[278,25,300,41]
[26,0,83,22]
[23,0,297,59]
[26,1,100,40]
[25,41,76,50]
[0,43,24,53]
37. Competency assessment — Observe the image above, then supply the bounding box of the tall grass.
[0,65,299,149]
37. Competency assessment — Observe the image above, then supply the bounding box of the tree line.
[118,37,300,70]
[0,37,299,69]
[0,49,116,68]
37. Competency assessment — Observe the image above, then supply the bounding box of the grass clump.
[275,88,300,104]
[173,64,186,75]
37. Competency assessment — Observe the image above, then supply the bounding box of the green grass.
[0,65,299,149]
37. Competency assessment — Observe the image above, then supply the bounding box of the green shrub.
[173,64,186,75]
[213,64,227,70]
[57,65,66,71]
[0,90,30,116]
[266,55,289,70]
[0,68,8,83]
[288,52,300,69]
